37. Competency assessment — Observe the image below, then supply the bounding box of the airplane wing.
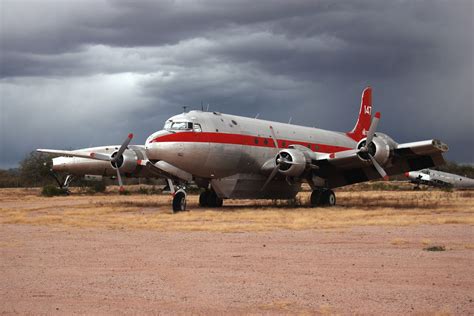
[313,139,448,188]
[37,149,107,161]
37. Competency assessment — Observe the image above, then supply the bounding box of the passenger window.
[194,123,202,132]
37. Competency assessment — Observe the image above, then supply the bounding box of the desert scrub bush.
[89,181,106,193]
[424,245,446,251]
[41,184,69,197]
[138,186,161,195]
[119,189,131,195]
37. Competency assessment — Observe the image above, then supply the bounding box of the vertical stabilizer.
[346,87,373,141]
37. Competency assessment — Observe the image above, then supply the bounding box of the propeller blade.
[364,112,380,148]
[112,133,134,163]
[269,126,279,148]
[261,166,280,191]
[116,168,124,192]
[368,154,388,180]
[276,158,298,165]
[89,152,112,161]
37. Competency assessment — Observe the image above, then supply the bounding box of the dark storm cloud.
[0,0,472,168]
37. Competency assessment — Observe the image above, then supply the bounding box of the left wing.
[314,139,448,188]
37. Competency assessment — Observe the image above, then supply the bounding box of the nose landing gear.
[172,190,187,213]
[167,178,188,213]
[310,188,336,207]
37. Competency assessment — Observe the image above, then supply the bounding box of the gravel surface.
[1,224,473,314]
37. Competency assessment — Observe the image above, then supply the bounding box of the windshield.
[164,121,193,131]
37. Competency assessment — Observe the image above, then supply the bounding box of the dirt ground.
[1,188,473,314]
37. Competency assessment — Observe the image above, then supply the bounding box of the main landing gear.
[199,190,223,208]
[310,188,336,207]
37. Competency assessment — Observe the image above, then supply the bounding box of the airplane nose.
[145,130,173,160]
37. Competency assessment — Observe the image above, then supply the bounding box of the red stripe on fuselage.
[150,132,351,153]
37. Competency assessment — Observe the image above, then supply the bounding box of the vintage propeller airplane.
[405,169,474,189]
[38,87,449,212]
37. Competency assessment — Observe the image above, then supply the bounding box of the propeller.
[89,133,134,192]
[261,126,280,191]
[358,112,388,180]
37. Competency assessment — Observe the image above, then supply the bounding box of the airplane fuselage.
[407,169,474,189]
[145,110,364,199]
[146,111,356,179]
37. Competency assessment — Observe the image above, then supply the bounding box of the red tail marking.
[128,133,134,139]
[346,87,372,141]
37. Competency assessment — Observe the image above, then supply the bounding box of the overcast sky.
[1,0,473,168]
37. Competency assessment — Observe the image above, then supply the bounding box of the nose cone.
[145,130,173,160]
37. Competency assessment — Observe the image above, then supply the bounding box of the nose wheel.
[167,178,188,213]
[172,191,187,213]
[310,189,336,207]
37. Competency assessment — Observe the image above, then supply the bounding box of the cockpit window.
[172,122,192,130]
[194,123,202,132]
[164,121,193,131]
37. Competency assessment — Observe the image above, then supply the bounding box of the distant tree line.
[0,151,473,188]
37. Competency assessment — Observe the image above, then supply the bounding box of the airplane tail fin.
[346,86,372,141]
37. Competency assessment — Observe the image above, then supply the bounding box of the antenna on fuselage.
[201,101,204,111]
[288,117,292,124]
[182,106,187,113]
[255,113,260,119]
[206,104,210,111]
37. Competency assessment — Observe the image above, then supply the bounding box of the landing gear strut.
[199,190,223,208]
[49,170,73,193]
[310,188,336,207]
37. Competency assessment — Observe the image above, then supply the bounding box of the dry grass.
[0,187,473,232]
[391,238,409,246]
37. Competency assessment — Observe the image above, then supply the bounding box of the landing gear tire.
[207,191,223,208]
[199,191,210,207]
[172,191,187,213]
[321,189,336,206]
[310,189,336,207]
[310,190,322,206]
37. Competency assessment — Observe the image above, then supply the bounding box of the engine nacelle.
[111,149,138,173]
[357,135,393,166]
[276,149,307,177]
